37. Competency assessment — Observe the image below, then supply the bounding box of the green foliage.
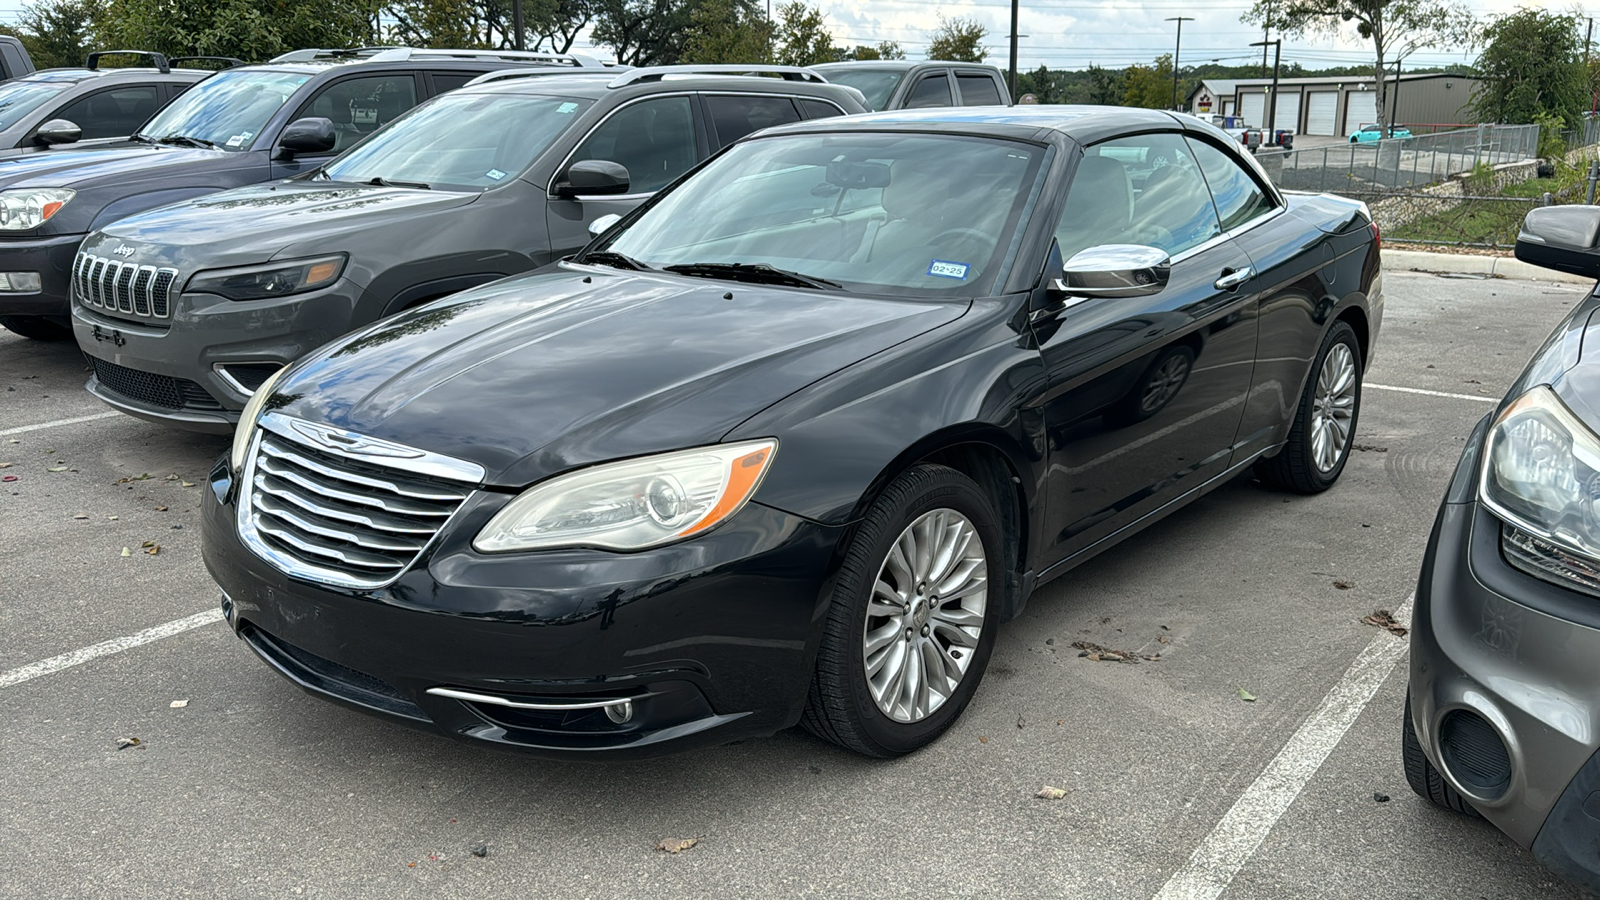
[681,0,771,63]
[96,0,372,61]
[1535,111,1568,159]
[13,0,102,69]
[926,15,985,63]
[1464,160,1494,192]
[772,1,834,67]
[1123,54,1173,109]
[1471,9,1587,132]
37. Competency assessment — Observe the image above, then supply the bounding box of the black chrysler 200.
[202,107,1382,758]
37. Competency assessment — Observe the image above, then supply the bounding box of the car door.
[545,93,704,258]
[901,70,955,109]
[955,70,1004,106]
[1033,131,1259,569]
[41,84,166,141]
[269,72,420,179]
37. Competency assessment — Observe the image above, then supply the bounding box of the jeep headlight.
[229,364,288,473]
[474,440,777,552]
[1481,385,1600,594]
[0,188,73,230]
[188,254,346,302]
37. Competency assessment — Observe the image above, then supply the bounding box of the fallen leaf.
[1035,786,1069,800]
[46,466,66,472]
[72,514,87,520]
[170,699,188,708]
[1238,688,1256,702]
[1,475,15,482]
[181,481,195,487]
[1333,579,1353,590]
[114,736,141,750]
[0,462,10,468]
[1158,635,1170,644]
[656,838,698,854]
[978,735,988,743]
[140,540,155,548]
[165,474,179,481]
[1071,640,1142,663]
[120,547,131,557]
[6,439,17,443]
[1360,609,1409,638]
[155,506,168,512]
[145,545,160,556]
[1351,444,1388,453]
[108,515,118,520]
[1017,714,1026,729]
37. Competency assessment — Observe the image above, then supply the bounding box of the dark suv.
[72,65,866,431]
[0,46,607,341]
[811,61,1010,111]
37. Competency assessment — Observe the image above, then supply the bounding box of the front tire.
[1403,691,1482,817]
[801,463,1002,757]
[1256,320,1361,493]
[0,315,70,341]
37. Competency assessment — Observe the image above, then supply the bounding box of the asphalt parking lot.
[0,269,1592,899]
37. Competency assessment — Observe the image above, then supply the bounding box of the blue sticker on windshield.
[557,102,579,114]
[927,260,969,280]
[485,169,507,180]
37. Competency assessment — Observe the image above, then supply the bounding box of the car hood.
[0,142,225,188]
[273,266,969,487]
[91,181,480,270]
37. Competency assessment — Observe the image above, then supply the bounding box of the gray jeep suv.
[72,66,866,432]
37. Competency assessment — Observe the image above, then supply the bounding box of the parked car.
[1351,123,1411,143]
[0,35,35,82]
[810,60,1010,110]
[73,65,866,431]
[0,52,234,158]
[201,105,1381,759]
[1404,204,1600,895]
[0,46,605,342]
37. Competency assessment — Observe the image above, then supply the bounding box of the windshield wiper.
[157,133,223,149]
[366,176,431,190]
[661,262,840,290]
[580,250,652,272]
[128,133,156,144]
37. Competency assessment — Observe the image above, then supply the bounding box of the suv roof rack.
[365,48,606,67]
[269,46,402,63]
[85,50,170,73]
[169,56,244,70]
[608,64,827,88]
[465,67,614,86]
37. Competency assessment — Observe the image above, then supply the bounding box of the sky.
[0,0,1570,73]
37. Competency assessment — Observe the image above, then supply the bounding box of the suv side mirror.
[556,160,630,198]
[1057,244,1171,298]
[34,118,81,146]
[274,117,336,159]
[1516,206,1600,280]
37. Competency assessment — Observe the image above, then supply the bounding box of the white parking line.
[1151,594,1415,900]
[1366,383,1498,404]
[0,608,223,689]
[0,411,120,437]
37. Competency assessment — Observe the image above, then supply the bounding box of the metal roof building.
[1185,72,1484,138]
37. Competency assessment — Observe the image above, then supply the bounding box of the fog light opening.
[1439,709,1512,801]
[0,271,42,292]
[605,700,634,724]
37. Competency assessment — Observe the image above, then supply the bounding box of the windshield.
[815,67,905,111]
[595,133,1046,297]
[136,69,311,149]
[0,79,71,130]
[319,92,592,189]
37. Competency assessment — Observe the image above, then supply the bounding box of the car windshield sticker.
[927,260,970,280]
[485,169,507,180]
[225,134,246,147]
[557,102,579,114]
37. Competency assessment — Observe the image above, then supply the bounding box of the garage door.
[1240,91,1265,128]
[1343,91,1377,136]
[1305,91,1337,135]
[1273,91,1301,133]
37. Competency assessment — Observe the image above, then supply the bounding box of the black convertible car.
[202,106,1382,758]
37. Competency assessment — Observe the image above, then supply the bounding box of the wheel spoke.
[905,641,927,720]
[934,555,983,597]
[864,621,901,659]
[933,619,980,649]
[931,605,985,629]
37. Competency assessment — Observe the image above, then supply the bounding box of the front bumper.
[1410,429,1600,891]
[201,460,847,758]
[73,280,373,433]
[0,232,84,317]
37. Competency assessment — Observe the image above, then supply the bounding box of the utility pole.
[1389,57,1402,138]
[1009,0,1020,100]
[1588,18,1595,115]
[512,0,525,50]
[1167,16,1194,111]
[1261,0,1272,76]
[1250,39,1282,135]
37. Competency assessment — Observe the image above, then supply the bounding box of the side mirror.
[556,160,630,198]
[588,213,623,237]
[274,117,336,159]
[34,118,81,146]
[1057,244,1171,298]
[1516,206,1600,280]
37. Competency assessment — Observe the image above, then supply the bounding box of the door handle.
[1215,266,1254,291]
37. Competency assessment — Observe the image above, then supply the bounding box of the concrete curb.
[1384,248,1594,285]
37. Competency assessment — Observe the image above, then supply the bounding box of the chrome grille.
[72,251,179,319]
[238,414,479,590]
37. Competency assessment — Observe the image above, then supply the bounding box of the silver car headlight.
[1480,385,1600,594]
[474,440,777,553]
[229,364,288,473]
[0,188,73,230]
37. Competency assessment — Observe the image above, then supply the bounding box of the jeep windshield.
[590,132,1046,298]
[315,92,593,190]
[0,78,72,130]
[134,69,312,150]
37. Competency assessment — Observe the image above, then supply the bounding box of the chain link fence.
[1263,124,1541,194]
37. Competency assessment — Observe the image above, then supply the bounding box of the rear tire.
[0,315,70,341]
[1255,320,1361,493]
[1403,691,1482,818]
[801,463,1002,757]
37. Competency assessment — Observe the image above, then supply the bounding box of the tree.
[14,0,102,69]
[772,1,834,66]
[1086,63,1123,105]
[1471,9,1586,130]
[592,0,719,66]
[97,0,371,61]
[926,15,985,63]
[1123,54,1173,108]
[682,0,771,63]
[849,39,906,61]
[1242,0,1474,138]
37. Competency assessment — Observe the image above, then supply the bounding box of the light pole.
[512,0,525,50]
[1009,0,1020,101]
[1250,39,1281,134]
[1167,16,1194,111]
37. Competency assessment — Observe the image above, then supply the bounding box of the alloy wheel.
[1310,342,1357,472]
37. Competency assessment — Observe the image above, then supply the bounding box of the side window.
[428,72,479,95]
[956,74,1002,106]
[569,95,696,194]
[1055,133,1221,261]
[797,97,846,119]
[53,86,164,140]
[904,73,952,109]
[1186,137,1276,231]
[295,74,418,154]
[704,94,800,147]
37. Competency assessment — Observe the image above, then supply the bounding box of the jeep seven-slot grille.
[241,431,471,590]
[72,251,179,319]
[90,358,222,411]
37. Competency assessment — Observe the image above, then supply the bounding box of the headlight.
[187,255,346,301]
[229,364,288,473]
[1481,385,1600,594]
[474,440,777,552]
[0,188,73,230]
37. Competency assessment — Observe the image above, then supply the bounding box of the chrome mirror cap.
[1059,244,1171,298]
[588,213,623,238]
